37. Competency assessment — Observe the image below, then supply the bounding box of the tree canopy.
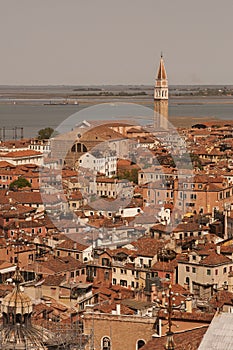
[9,177,31,190]
[37,127,54,139]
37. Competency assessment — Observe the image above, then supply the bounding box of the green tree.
[118,168,138,184]
[9,177,31,190]
[37,127,54,139]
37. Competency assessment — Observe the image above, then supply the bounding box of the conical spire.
[156,54,167,81]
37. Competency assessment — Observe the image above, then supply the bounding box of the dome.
[1,287,33,315]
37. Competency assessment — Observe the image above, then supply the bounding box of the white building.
[78,150,117,177]
[0,150,43,166]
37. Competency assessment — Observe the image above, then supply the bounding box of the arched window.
[102,336,111,350]
[137,339,145,349]
[71,143,87,153]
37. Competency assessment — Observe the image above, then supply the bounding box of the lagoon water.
[0,97,233,138]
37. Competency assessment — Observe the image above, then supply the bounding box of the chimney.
[151,284,156,293]
[185,297,192,313]
[116,304,121,315]
[162,291,166,307]
[216,245,221,255]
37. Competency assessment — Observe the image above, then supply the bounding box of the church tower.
[154,54,169,129]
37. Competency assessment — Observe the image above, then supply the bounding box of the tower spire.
[154,54,169,129]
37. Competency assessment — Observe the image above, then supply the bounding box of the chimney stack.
[185,297,192,313]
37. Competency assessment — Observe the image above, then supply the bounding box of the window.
[102,258,110,266]
[104,271,109,280]
[215,269,218,275]
[81,269,85,275]
[137,340,145,350]
[102,337,111,350]
[131,281,135,288]
[112,278,116,285]
[192,267,196,273]
[192,255,196,260]
[207,269,211,276]
[165,273,170,280]
[120,280,127,287]
[71,271,74,278]
[186,266,190,272]
[223,267,227,274]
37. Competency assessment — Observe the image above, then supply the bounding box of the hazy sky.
[0,0,232,85]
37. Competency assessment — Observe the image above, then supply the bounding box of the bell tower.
[154,53,168,129]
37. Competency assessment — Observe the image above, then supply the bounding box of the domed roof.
[1,287,33,315]
[1,267,33,315]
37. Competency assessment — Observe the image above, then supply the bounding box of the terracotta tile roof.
[5,190,43,204]
[152,259,177,272]
[38,255,85,274]
[0,161,15,168]
[94,301,134,315]
[111,247,137,257]
[209,290,233,309]
[0,261,16,270]
[130,237,166,257]
[0,203,36,218]
[32,302,53,317]
[141,326,208,350]
[80,124,124,142]
[173,222,201,233]
[0,150,42,158]
[43,275,66,286]
[218,244,233,254]
[0,284,14,298]
[200,251,231,266]
[56,237,88,251]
